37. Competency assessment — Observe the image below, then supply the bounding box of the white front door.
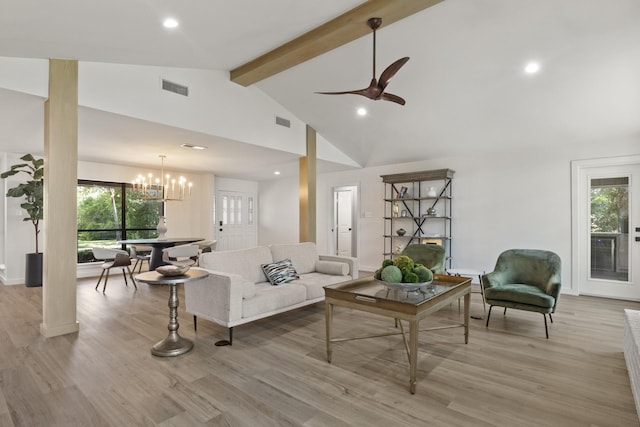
[573,159,640,300]
[215,190,257,251]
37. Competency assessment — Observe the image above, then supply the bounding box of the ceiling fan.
[316,17,409,105]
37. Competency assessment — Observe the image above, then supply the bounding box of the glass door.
[577,163,640,299]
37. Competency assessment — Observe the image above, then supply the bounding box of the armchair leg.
[193,315,197,331]
[486,305,493,327]
[215,327,233,346]
[122,268,128,286]
[543,314,549,339]
[504,307,507,315]
[549,313,553,323]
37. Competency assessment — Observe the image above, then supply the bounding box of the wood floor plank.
[0,278,639,426]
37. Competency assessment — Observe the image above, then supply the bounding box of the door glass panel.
[222,195,228,225]
[590,177,629,281]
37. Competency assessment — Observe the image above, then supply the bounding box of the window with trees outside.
[77,180,162,263]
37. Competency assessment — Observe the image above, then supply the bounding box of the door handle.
[348,228,352,231]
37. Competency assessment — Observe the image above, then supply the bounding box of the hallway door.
[333,186,358,257]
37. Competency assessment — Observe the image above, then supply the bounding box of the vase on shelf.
[157,216,168,240]
[427,187,437,197]
[396,228,406,236]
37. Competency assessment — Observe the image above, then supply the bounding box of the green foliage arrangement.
[1,154,44,253]
[374,255,433,284]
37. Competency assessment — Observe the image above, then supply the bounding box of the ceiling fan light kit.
[316,17,409,105]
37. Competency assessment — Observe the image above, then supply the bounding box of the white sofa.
[184,242,358,345]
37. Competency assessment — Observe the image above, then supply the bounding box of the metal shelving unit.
[380,169,454,269]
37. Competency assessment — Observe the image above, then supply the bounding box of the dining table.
[118,237,205,270]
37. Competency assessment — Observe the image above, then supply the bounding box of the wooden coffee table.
[324,274,471,394]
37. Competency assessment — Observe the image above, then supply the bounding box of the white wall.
[1,152,49,284]
[258,176,300,246]
[258,136,640,295]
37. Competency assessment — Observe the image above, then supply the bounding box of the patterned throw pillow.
[261,259,299,286]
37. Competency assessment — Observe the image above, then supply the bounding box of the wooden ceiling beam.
[230,0,445,86]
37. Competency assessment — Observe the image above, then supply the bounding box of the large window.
[77,180,162,263]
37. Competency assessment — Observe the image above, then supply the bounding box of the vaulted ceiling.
[1,0,639,180]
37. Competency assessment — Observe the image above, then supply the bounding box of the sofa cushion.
[315,260,348,276]
[270,242,318,274]
[243,282,307,319]
[200,246,273,284]
[261,259,299,285]
[297,273,353,300]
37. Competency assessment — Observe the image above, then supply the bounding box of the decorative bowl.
[156,265,190,277]
[376,279,433,292]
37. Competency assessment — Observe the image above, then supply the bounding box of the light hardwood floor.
[0,276,639,426]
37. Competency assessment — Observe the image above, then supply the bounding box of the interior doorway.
[332,186,358,257]
[572,156,640,300]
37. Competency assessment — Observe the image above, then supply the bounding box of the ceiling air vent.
[161,79,189,97]
[275,116,291,128]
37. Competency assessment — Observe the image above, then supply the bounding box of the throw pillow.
[261,259,299,286]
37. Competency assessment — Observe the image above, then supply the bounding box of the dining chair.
[91,247,137,293]
[162,244,200,267]
[197,239,217,253]
[130,245,151,273]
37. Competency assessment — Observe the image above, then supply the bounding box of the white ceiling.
[1,0,640,180]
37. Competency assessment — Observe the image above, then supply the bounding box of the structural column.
[41,59,79,337]
[299,125,316,243]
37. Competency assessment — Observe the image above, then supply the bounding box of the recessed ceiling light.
[180,143,207,150]
[163,18,179,29]
[524,61,541,75]
[274,171,281,175]
[357,107,367,116]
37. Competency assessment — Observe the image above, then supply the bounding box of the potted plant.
[1,154,44,287]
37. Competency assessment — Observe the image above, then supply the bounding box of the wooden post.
[41,59,79,337]
[299,125,316,243]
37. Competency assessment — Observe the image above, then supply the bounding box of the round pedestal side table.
[136,269,209,357]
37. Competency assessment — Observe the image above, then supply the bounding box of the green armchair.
[401,244,446,274]
[482,249,561,338]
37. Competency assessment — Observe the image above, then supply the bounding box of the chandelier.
[132,155,192,202]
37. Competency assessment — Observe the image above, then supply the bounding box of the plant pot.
[25,252,43,287]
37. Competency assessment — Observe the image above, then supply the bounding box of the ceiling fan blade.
[316,88,370,96]
[317,78,380,99]
[378,57,410,91]
[381,92,406,105]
